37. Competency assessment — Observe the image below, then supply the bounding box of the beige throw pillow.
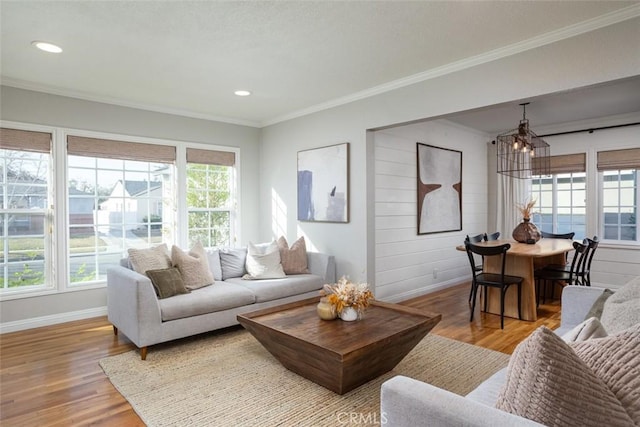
[600,277,640,335]
[243,241,286,280]
[562,317,608,343]
[171,242,214,290]
[495,326,633,427]
[146,267,190,299]
[128,244,172,276]
[571,324,640,425]
[277,236,309,275]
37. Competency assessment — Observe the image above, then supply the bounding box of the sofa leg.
[140,347,148,360]
[113,325,118,336]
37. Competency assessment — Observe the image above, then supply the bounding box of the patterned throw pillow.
[277,236,310,275]
[171,242,214,290]
[146,267,190,299]
[571,325,640,425]
[495,326,633,427]
[128,244,172,276]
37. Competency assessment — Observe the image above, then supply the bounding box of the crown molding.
[262,4,640,127]
[0,78,262,128]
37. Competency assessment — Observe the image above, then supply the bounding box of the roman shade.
[532,153,586,175]
[0,127,51,153]
[67,135,176,163]
[597,148,640,171]
[186,148,235,166]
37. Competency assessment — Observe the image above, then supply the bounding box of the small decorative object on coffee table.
[316,297,337,320]
[321,277,374,321]
[513,197,541,244]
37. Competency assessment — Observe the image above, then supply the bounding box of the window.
[597,148,640,244]
[530,154,587,240]
[0,125,239,298]
[186,148,236,247]
[66,135,176,286]
[0,128,53,293]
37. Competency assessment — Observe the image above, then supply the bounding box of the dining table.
[457,238,575,321]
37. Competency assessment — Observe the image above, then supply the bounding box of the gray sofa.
[381,280,640,426]
[107,249,335,360]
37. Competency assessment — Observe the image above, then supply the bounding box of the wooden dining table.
[457,238,575,321]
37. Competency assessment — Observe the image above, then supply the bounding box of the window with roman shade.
[0,127,53,292]
[66,135,177,285]
[531,153,588,239]
[597,148,639,243]
[185,147,236,247]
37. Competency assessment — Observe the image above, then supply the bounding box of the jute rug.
[100,328,509,426]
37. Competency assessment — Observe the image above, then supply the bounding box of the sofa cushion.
[128,243,172,275]
[495,326,633,427]
[172,242,214,290]
[158,283,256,321]
[207,249,223,281]
[571,324,640,425]
[601,277,640,335]
[586,288,615,320]
[226,274,323,303]
[146,267,190,299]
[465,368,507,407]
[219,247,247,280]
[277,236,310,275]
[244,241,286,280]
[561,317,608,343]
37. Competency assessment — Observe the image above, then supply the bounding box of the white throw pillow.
[243,241,286,280]
[562,317,608,343]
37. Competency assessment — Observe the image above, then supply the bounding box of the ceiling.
[1,1,639,129]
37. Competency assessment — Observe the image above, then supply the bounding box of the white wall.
[0,86,261,329]
[373,120,489,301]
[260,17,640,298]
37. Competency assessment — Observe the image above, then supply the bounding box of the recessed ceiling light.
[234,90,251,97]
[32,41,63,53]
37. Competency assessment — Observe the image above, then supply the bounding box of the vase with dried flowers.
[320,276,374,321]
[513,197,541,243]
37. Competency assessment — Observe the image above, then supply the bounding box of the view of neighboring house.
[98,180,163,231]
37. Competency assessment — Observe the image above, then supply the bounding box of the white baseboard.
[381,276,470,303]
[0,306,107,334]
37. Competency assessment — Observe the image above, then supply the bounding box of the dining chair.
[465,234,485,303]
[543,236,598,286]
[541,231,575,239]
[465,241,523,329]
[484,231,500,241]
[535,240,588,306]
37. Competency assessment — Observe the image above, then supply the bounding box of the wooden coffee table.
[237,297,441,394]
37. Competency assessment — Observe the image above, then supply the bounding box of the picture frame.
[416,143,462,235]
[297,143,349,223]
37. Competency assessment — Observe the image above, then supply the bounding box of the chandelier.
[496,103,550,179]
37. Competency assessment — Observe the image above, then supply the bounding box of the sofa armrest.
[107,265,163,348]
[560,286,608,330]
[307,252,336,283]
[380,376,544,427]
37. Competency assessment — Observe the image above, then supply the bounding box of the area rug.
[100,329,509,426]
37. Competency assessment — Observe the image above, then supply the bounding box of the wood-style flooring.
[0,282,561,426]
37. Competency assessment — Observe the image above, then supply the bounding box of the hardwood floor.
[0,282,561,426]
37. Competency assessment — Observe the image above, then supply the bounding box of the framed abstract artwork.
[416,143,462,234]
[297,143,349,223]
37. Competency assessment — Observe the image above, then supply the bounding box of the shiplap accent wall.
[373,120,490,301]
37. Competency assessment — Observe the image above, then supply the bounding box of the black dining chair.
[484,231,501,241]
[465,241,523,329]
[465,234,485,303]
[535,240,588,306]
[543,236,598,286]
[541,231,575,239]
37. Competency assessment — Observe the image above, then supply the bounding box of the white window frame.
[597,168,639,246]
